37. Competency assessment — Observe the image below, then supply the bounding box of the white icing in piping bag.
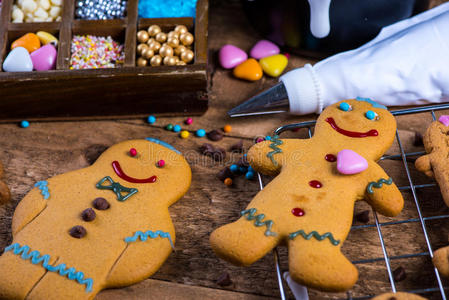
[308,0,332,38]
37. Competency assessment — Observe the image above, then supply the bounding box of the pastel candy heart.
[439,115,449,126]
[250,40,280,59]
[219,44,247,69]
[259,54,288,77]
[233,58,263,81]
[11,33,41,53]
[337,149,368,175]
[3,47,33,72]
[31,44,57,71]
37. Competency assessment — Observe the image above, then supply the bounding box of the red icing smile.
[112,161,157,184]
[325,118,378,138]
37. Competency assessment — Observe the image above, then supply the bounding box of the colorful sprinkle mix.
[70,35,125,69]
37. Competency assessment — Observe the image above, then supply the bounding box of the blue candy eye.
[365,110,379,120]
[339,102,351,111]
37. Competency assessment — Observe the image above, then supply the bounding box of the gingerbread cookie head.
[421,115,449,154]
[94,138,191,204]
[315,98,396,160]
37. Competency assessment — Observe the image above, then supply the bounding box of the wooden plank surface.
[1,0,449,299]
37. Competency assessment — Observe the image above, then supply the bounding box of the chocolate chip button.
[93,197,110,210]
[81,208,96,222]
[207,130,224,141]
[69,225,87,238]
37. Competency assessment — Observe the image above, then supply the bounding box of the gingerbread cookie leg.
[210,217,280,266]
[432,246,449,278]
[288,238,358,292]
[415,154,433,178]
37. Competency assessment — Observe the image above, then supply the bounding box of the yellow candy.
[180,130,190,139]
[36,31,58,47]
[259,54,288,77]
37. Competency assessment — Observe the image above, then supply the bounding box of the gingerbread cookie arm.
[11,181,50,235]
[415,154,434,178]
[364,164,403,217]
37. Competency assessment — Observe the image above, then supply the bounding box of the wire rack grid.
[255,103,449,300]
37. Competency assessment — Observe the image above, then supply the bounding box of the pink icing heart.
[219,44,247,69]
[337,149,368,175]
[439,115,449,126]
[250,40,280,59]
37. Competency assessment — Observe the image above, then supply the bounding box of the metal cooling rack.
[256,103,449,300]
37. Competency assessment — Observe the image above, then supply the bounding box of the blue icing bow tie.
[96,176,138,201]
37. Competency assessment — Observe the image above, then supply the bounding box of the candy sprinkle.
[70,35,125,69]
[20,120,29,128]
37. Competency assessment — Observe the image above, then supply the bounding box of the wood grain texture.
[0,0,448,299]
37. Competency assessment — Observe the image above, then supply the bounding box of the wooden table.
[1,1,448,299]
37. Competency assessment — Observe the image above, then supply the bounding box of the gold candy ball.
[147,25,161,37]
[148,40,161,52]
[163,56,177,66]
[146,38,155,46]
[180,49,194,63]
[159,44,173,57]
[137,30,149,43]
[150,55,162,66]
[167,37,179,48]
[167,31,179,39]
[173,56,180,63]
[174,45,187,56]
[174,25,188,34]
[137,43,149,56]
[142,48,155,59]
[176,60,186,66]
[137,57,148,67]
[155,32,167,43]
[180,32,194,46]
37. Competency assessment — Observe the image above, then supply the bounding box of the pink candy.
[30,44,57,71]
[219,44,247,69]
[337,149,368,175]
[439,115,449,126]
[250,40,280,59]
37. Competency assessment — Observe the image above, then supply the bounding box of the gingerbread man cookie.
[0,138,191,299]
[0,160,11,205]
[415,115,449,278]
[210,98,404,292]
[372,292,427,300]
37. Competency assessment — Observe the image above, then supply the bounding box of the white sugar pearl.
[17,0,25,7]
[49,6,61,18]
[50,0,61,6]
[45,16,53,21]
[25,12,34,19]
[55,15,61,21]
[33,7,48,18]
[12,7,24,22]
[33,17,46,22]
[38,0,50,10]
[21,0,37,13]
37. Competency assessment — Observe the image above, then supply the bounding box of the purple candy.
[250,40,280,59]
[219,44,247,69]
[30,44,57,71]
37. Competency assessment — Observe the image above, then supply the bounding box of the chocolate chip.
[393,266,406,282]
[212,147,226,161]
[413,132,423,147]
[207,130,224,141]
[81,208,96,222]
[93,197,110,210]
[355,210,370,223]
[69,225,87,238]
[237,156,249,167]
[230,140,244,153]
[216,272,232,286]
[200,143,215,155]
[217,167,234,181]
[84,144,108,165]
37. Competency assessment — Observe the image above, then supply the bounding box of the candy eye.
[365,110,379,121]
[339,102,351,111]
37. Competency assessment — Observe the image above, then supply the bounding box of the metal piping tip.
[228,82,290,117]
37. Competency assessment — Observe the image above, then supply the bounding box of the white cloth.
[280,2,449,114]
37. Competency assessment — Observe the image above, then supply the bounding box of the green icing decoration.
[241,208,277,237]
[289,229,340,246]
[366,177,393,194]
[267,135,283,166]
[96,176,138,201]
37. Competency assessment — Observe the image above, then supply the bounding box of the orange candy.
[233,58,263,81]
[11,33,41,53]
[224,178,233,186]
[223,125,232,133]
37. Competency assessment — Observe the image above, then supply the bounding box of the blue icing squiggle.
[35,181,50,199]
[4,243,93,293]
[355,97,387,110]
[125,230,175,250]
[145,137,181,154]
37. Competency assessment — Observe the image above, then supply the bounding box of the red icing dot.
[157,159,165,167]
[292,207,305,217]
[325,154,336,162]
[129,148,137,157]
[309,180,322,188]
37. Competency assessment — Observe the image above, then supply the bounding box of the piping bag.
[228,2,449,117]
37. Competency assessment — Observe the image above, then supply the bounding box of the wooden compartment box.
[0,0,209,121]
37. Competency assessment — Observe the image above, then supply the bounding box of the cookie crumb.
[216,272,232,286]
